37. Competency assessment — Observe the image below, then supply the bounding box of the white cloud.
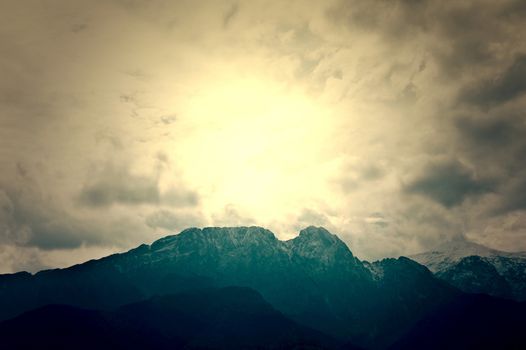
[1,0,526,270]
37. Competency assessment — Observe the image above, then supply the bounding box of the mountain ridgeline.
[411,237,526,301]
[0,226,525,349]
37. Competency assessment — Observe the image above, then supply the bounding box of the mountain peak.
[150,226,278,252]
[410,235,505,273]
[294,226,347,250]
[149,226,356,266]
[203,226,277,239]
[433,236,498,258]
[290,226,357,262]
[297,226,337,242]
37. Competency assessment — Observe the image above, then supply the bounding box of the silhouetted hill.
[0,286,351,350]
[389,294,526,350]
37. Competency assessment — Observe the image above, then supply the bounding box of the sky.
[1,0,526,273]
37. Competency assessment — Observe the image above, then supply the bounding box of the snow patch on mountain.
[410,235,525,273]
[410,235,526,301]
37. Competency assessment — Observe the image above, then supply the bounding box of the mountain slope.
[411,237,526,301]
[0,226,458,348]
[389,294,526,350]
[0,286,347,350]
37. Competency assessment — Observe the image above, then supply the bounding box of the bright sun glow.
[175,77,336,220]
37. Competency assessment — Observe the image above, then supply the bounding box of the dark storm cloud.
[0,160,116,252]
[338,163,386,193]
[78,166,160,207]
[428,2,525,79]
[405,161,493,208]
[327,0,429,40]
[78,163,199,208]
[453,112,526,169]
[453,111,526,215]
[365,212,389,228]
[328,0,525,78]
[458,54,526,108]
[430,3,502,76]
[496,177,526,215]
[0,186,99,250]
[455,115,519,150]
[162,189,199,207]
[0,160,165,253]
[145,210,180,230]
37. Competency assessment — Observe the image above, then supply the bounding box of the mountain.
[389,294,526,350]
[0,226,458,349]
[0,286,348,350]
[411,236,526,301]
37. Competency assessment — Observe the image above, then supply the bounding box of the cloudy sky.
[1,0,526,273]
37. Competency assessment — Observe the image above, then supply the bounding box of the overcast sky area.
[1,0,526,273]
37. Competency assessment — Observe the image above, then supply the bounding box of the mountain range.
[0,226,525,349]
[411,236,526,301]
